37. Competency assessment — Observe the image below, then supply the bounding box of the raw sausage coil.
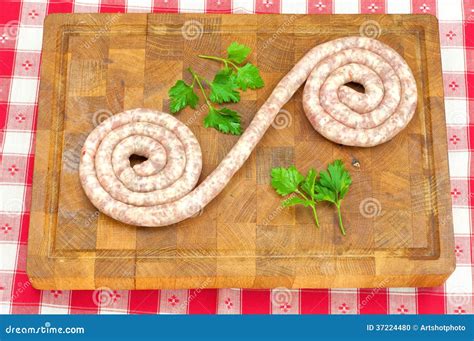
[79,36,417,226]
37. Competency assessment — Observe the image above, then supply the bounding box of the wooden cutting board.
[27,13,454,289]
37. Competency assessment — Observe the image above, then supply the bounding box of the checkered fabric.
[0,0,472,315]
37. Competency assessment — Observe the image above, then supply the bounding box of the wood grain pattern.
[27,13,455,289]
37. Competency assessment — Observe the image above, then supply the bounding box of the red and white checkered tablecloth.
[0,0,472,315]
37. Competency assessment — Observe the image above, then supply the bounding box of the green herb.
[234,63,264,91]
[168,42,264,135]
[271,166,320,228]
[204,106,242,135]
[209,68,240,104]
[314,160,352,235]
[168,80,199,114]
[270,160,352,235]
[199,42,264,92]
[187,67,242,136]
[226,41,251,64]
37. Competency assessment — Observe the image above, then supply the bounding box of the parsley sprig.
[271,166,320,228]
[199,42,264,91]
[271,160,352,235]
[168,42,264,135]
[186,67,242,135]
[314,160,352,235]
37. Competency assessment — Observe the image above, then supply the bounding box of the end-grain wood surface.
[27,13,454,289]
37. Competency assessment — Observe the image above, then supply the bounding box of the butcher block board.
[27,13,454,289]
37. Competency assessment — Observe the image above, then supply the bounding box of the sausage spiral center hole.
[129,154,148,167]
[345,81,365,94]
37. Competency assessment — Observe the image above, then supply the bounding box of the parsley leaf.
[203,107,242,135]
[168,80,199,114]
[209,69,241,104]
[227,42,251,64]
[314,160,352,235]
[282,196,313,208]
[271,166,320,228]
[314,185,336,203]
[315,160,352,202]
[235,63,264,91]
[300,168,317,200]
[271,166,305,196]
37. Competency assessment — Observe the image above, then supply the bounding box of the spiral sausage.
[79,36,417,227]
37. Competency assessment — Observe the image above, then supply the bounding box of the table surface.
[0,0,472,314]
